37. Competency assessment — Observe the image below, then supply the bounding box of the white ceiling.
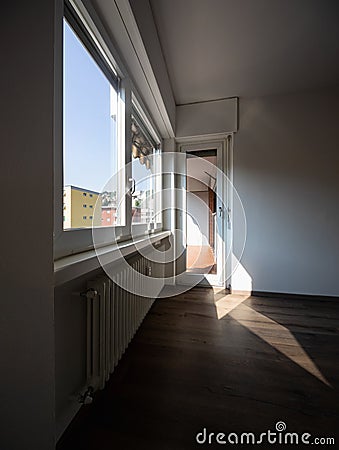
[150,0,339,104]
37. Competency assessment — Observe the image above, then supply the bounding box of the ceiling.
[150,0,339,104]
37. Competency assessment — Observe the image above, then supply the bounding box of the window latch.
[129,177,136,195]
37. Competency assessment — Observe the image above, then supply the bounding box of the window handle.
[226,207,231,223]
[129,177,136,195]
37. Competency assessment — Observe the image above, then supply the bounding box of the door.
[179,138,231,288]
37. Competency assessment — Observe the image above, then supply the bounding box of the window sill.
[54,230,171,286]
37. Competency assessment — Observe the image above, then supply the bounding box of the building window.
[83,216,87,219]
[63,4,123,230]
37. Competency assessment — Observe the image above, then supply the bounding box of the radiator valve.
[80,288,98,299]
[78,386,94,405]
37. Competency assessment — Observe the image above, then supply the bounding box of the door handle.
[219,206,231,222]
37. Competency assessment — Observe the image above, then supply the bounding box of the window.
[63,6,123,230]
[131,102,162,227]
[56,2,163,259]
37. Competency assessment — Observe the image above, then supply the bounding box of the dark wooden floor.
[58,287,339,449]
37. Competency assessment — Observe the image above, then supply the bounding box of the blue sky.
[63,20,116,193]
[63,20,152,194]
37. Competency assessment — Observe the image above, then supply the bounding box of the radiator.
[84,254,155,393]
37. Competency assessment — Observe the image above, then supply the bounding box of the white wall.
[55,272,97,440]
[233,87,339,296]
[0,1,56,448]
[187,177,207,192]
[186,191,209,246]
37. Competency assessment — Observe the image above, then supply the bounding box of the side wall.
[233,87,339,296]
[0,1,56,448]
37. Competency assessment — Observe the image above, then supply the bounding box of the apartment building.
[63,185,101,228]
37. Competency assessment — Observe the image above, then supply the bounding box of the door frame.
[177,135,233,288]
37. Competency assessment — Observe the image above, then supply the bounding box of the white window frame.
[131,94,163,236]
[54,0,163,260]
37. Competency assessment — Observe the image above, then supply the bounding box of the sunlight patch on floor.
[214,293,331,387]
[214,292,250,318]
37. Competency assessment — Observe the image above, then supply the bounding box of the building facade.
[63,185,101,229]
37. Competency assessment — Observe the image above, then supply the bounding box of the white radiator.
[84,255,155,393]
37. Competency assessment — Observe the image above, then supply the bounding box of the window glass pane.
[63,19,122,229]
[131,115,162,225]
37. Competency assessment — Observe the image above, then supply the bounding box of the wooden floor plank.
[57,288,339,449]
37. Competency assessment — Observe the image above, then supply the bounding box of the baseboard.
[231,289,339,301]
[230,289,251,296]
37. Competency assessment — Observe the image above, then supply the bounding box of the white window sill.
[54,230,171,286]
